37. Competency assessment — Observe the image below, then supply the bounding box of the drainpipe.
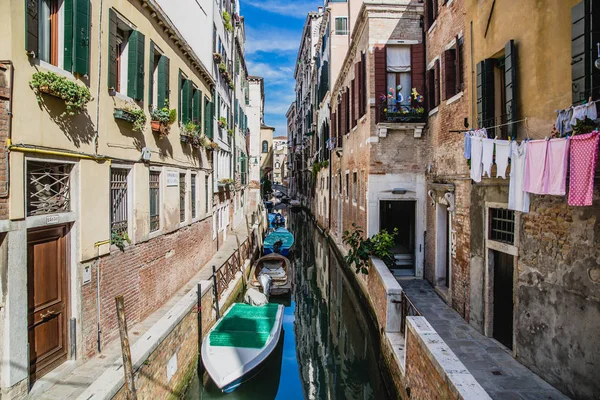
[95,260,102,353]
[93,0,105,155]
[0,60,14,198]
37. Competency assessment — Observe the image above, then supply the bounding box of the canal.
[185,211,393,399]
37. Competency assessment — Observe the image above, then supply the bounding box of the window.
[571,0,600,103]
[262,141,269,153]
[149,171,161,232]
[335,17,348,35]
[27,161,72,216]
[205,175,210,214]
[149,42,169,110]
[275,162,280,169]
[180,173,186,223]
[353,172,357,202]
[425,0,438,29]
[179,72,192,123]
[387,46,412,109]
[489,208,515,245]
[427,60,440,110]
[110,168,129,236]
[108,9,144,100]
[443,40,464,100]
[338,173,342,195]
[191,173,197,219]
[27,0,90,74]
[345,172,349,199]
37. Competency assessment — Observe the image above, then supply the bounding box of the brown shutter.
[346,91,350,133]
[360,52,367,116]
[434,59,440,107]
[444,49,456,100]
[424,0,430,30]
[455,36,463,92]
[337,101,342,143]
[374,45,387,123]
[352,78,357,128]
[332,111,337,143]
[411,43,426,108]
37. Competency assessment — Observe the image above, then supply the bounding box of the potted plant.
[207,141,219,151]
[218,178,234,190]
[218,63,227,74]
[213,53,224,63]
[114,106,146,132]
[150,102,176,137]
[218,117,227,128]
[223,11,233,32]
[29,71,92,116]
[227,128,234,137]
[111,231,131,251]
[181,120,199,143]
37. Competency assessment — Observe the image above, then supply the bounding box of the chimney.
[318,6,323,12]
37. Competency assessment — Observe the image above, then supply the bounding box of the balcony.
[378,102,426,124]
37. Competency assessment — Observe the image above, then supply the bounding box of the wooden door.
[493,250,514,350]
[27,225,69,382]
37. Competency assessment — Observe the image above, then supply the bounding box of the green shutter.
[192,89,200,123]
[148,41,154,109]
[108,8,118,90]
[73,0,90,75]
[217,95,221,119]
[181,79,191,123]
[178,70,182,121]
[504,40,517,140]
[25,0,39,56]
[187,82,193,123]
[157,55,168,108]
[127,30,145,101]
[63,0,73,71]
[476,59,495,135]
[204,96,213,139]
[234,99,238,126]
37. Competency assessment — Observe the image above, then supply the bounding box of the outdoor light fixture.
[595,43,600,70]
[392,188,407,195]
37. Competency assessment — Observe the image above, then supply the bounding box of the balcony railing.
[378,102,427,124]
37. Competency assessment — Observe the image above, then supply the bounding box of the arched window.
[262,141,268,153]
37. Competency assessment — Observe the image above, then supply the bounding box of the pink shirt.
[568,131,599,206]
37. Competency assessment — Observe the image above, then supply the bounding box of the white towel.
[470,136,483,183]
[495,140,511,179]
[482,138,495,178]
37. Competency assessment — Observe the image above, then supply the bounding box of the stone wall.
[517,193,600,399]
[0,63,10,220]
[82,217,216,359]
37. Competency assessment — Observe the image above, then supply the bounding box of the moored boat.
[201,303,285,393]
[250,254,292,296]
[264,227,294,256]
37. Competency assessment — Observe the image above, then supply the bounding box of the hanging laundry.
[568,131,599,206]
[585,102,598,120]
[555,108,573,136]
[508,141,530,213]
[470,136,483,183]
[464,132,471,159]
[570,102,598,127]
[481,138,495,178]
[523,139,549,194]
[495,140,511,179]
[544,138,570,195]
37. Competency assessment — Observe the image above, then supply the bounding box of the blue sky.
[239,0,323,137]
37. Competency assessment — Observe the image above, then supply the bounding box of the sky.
[239,0,323,138]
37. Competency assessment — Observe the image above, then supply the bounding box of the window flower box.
[114,108,136,123]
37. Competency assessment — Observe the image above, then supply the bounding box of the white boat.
[201,303,284,392]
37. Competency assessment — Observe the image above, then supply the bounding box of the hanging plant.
[111,231,131,251]
[227,128,234,137]
[218,62,227,74]
[218,117,228,128]
[150,101,177,136]
[30,71,92,116]
[213,53,224,63]
[127,107,147,132]
[223,11,233,32]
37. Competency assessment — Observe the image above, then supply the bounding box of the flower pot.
[151,120,161,132]
[114,108,136,123]
[180,134,191,144]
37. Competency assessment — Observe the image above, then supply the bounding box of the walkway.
[28,224,252,400]
[399,279,569,400]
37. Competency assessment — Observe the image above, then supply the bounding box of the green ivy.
[128,108,147,132]
[342,223,399,274]
[30,71,92,116]
[111,231,131,251]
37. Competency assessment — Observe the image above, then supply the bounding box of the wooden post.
[197,283,203,374]
[245,214,252,239]
[212,266,220,320]
[115,296,137,400]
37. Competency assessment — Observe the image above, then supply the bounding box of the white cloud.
[245,26,301,54]
[243,0,319,18]
[246,61,291,80]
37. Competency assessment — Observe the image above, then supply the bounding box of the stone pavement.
[28,224,252,400]
[399,279,569,400]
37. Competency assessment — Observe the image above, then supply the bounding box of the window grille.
[191,174,197,219]
[110,168,128,235]
[489,208,515,245]
[180,173,186,223]
[149,171,161,232]
[27,161,72,216]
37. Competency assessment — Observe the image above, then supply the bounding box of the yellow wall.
[465,0,580,139]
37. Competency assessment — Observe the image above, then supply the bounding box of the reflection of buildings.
[260,125,275,181]
[272,136,288,186]
[290,213,388,400]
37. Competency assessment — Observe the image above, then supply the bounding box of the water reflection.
[185,211,391,400]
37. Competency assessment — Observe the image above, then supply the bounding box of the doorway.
[435,204,452,288]
[492,250,514,349]
[27,225,69,383]
[380,200,415,274]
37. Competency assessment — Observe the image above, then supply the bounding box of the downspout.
[93,0,105,156]
[0,61,14,198]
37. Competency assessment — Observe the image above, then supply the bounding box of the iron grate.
[27,161,72,216]
[489,208,515,245]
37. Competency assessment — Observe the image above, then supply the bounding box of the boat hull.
[263,246,291,257]
[250,254,292,296]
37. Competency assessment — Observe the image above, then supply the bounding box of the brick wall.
[0,64,11,220]
[82,218,216,359]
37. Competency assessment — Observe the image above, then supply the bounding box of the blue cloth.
[464,133,472,159]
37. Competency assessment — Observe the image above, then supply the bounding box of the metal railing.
[400,291,421,335]
[378,102,427,124]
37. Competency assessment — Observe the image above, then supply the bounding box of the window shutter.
[73,0,90,76]
[25,0,39,56]
[351,78,356,128]
[571,0,600,103]
[204,97,212,138]
[164,57,170,104]
[234,99,238,126]
[374,45,387,123]
[424,0,430,31]
[64,0,73,71]
[157,55,168,108]
[217,95,220,119]
[148,41,154,109]
[345,91,350,134]
[178,71,182,121]
[411,43,426,108]
[108,8,118,90]
[476,59,495,133]
[434,59,440,107]
[193,89,200,123]
[455,36,463,92]
[182,80,191,123]
[504,40,517,139]
[332,111,337,141]
[444,49,456,100]
[127,30,145,101]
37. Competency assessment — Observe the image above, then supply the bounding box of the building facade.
[272,137,288,186]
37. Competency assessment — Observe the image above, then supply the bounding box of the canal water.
[185,211,392,399]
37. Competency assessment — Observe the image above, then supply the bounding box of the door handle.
[40,310,59,320]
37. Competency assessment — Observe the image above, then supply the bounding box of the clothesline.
[450,118,528,133]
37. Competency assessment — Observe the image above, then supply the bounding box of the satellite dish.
[140,147,151,162]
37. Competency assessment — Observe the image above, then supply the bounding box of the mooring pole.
[197,283,203,374]
[115,295,137,400]
[212,266,220,320]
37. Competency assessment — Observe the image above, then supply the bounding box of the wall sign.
[46,215,59,224]
[166,171,178,187]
